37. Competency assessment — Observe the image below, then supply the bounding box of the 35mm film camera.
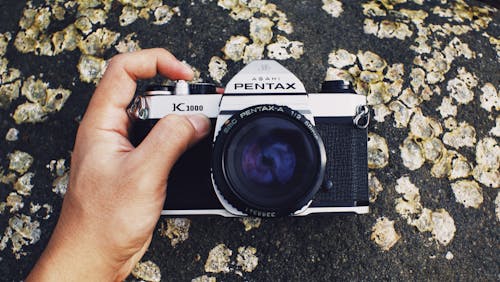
[128,60,369,217]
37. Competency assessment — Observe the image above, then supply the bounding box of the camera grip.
[313,121,368,207]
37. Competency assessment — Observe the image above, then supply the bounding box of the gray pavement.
[0,0,499,281]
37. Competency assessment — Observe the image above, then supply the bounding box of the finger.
[128,114,211,183]
[81,48,193,135]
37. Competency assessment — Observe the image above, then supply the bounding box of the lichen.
[131,260,161,282]
[369,172,383,203]
[159,218,191,247]
[322,0,343,18]
[205,244,232,273]
[8,151,34,175]
[371,217,400,251]
[368,133,389,169]
[451,180,483,208]
[240,217,262,231]
[208,56,227,83]
[236,246,258,272]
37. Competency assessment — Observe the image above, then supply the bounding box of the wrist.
[27,211,121,281]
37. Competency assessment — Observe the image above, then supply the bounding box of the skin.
[27,48,211,281]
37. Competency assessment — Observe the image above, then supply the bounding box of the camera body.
[128,60,369,217]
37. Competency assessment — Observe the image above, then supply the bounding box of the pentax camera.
[128,60,369,217]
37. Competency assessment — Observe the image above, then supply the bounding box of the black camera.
[128,60,369,217]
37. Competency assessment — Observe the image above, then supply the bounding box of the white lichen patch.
[447,74,475,105]
[51,25,81,55]
[479,83,499,112]
[5,128,19,142]
[389,101,414,128]
[369,172,383,203]
[328,49,356,69]
[368,133,389,169]
[0,32,12,56]
[442,121,476,149]
[451,180,483,208]
[364,19,412,40]
[153,5,179,25]
[409,110,442,140]
[372,104,391,122]
[249,17,274,44]
[6,193,24,213]
[1,214,41,259]
[267,35,303,60]
[475,137,499,170]
[409,208,456,246]
[0,80,22,109]
[47,159,67,177]
[77,55,107,84]
[448,151,472,180]
[114,33,141,53]
[243,43,265,64]
[400,137,425,170]
[222,35,249,62]
[358,51,387,72]
[119,5,139,26]
[395,176,422,218]
[52,171,69,196]
[205,244,232,273]
[322,0,343,18]
[437,96,457,118]
[13,172,35,196]
[8,151,33,175]
[12,103,41,123]
[159,218,191,247]
[445,251,454,260]
[490,116,500,137]
[236,246,258,272]
[240,217,261,231]
[473,137,500,188]
[208,56,227,83]
[21,75,48,104]
[429,209,455,246]
[10,75,71,123]
[191,275,216,282]
[78,28,120,56]
[131,260,161,282]
[370,217,400,251]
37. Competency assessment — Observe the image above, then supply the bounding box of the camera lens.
[212,105,326,217]
[240,133,296,185]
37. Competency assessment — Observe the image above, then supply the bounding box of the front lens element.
[241,135,296,185]
[212,105,326,216]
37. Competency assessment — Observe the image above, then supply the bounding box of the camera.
[128,60,369,217]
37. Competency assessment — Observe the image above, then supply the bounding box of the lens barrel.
[212,105,326,217]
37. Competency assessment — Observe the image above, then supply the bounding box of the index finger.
[81,48,194,136]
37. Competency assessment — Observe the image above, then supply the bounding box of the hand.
[27,48,211,281]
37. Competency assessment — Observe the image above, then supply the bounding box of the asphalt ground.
[0,0,498,281]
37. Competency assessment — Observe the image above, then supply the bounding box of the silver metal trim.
[161,206,369,217]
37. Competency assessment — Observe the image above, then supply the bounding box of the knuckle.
[107,53,128,69]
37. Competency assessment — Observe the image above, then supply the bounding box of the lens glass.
[241,136,296,185]
[224,114,321,209]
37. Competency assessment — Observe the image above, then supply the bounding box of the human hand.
[27,48,210,281]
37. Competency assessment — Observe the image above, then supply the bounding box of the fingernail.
[186,114,210,136]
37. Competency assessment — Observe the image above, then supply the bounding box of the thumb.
[130,114,211,182]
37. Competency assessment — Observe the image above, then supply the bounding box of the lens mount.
[212,104,326,217]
